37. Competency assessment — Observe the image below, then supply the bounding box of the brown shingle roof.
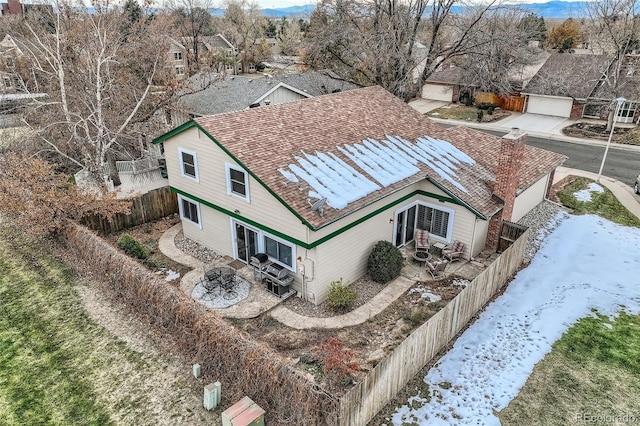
[191,86,564,229]
[523,53,613,99]
[442,126,566,195]
[591,55,640,102]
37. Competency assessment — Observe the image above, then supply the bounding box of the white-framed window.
[225,63,234,71]
[174,52,183,61]
[232,219,296,271]
[394,200,455,247]
[176,66,185,76]
[416,203,454,242]
[225,163,249,201]
[248,63,256,71]
[616,101,636,124]
[179,196,202,228]
[264,235,294,268]
[178,148,199,182]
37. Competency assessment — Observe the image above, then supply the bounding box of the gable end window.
[179,196,201,228]
[225,163,249,201]
[178,148,199,182]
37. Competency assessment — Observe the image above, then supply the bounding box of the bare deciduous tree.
[8,2,179,187]
[221,0,272,72]
[455,8,544,94]
[303,0,503,101]
[165,0,218,73]
[277,17,303,56]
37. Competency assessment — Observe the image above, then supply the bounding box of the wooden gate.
[498,221,528,253]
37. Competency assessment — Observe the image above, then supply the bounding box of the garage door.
[526,95,572,118]
[422,84,453,102]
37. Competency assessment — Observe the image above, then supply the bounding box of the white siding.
[306,181,482,304]
[265,86,308,105]
[512,174,549,222]
[470,217,489,258]
[165,130,492,304]
[164,127,308,244]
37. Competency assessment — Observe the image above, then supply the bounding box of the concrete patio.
[159,223,490,326]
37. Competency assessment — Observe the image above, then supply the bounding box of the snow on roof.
[278,134,475,210]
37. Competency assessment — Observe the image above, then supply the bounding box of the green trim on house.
[154,122,489,244]
[171,186,486,250]
[153,121,197,144]
[172,187,309,248]
[154,121,314,230]
[426,178,487,220]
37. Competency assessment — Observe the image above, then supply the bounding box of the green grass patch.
[0,229,115,425]
[0,226,196,426]
[498,311,640,425]
[556,176,640,228]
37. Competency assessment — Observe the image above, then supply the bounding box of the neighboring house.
[166,36,188,80]
[167,70,360,127]
[1,0,52,15]
[153,86,565,305]
[421,64,476,103]
[522,53,639,122]
[201,34,238,75]
[587,54,640,123]
[0,34,21,94]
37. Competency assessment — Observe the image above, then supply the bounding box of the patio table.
[412,251,432,265]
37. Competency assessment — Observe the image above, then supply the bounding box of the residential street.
[479,129,640,188]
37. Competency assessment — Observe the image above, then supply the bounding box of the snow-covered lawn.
[392,214,640,425]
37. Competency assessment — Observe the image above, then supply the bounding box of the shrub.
[476,110,484,122]
[367,240,403,283]
[313,337,359,385]
[487,106,495,115]
[117,234,148,260]
[325,279,357,313]
[476,102,497,110]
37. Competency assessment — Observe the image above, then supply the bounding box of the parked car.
[636,174,640,194]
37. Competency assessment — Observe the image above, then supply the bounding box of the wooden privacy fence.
[338,229,530,426]
[474,91,525,112]
[82,186,178,234]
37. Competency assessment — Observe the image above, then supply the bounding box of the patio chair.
[442,241,465,263]
[426,259,449,279]
[414,229,431,255]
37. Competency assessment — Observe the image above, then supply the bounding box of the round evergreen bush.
[367,240,403,283]
[117,234,148,260]
[325,279,357,313]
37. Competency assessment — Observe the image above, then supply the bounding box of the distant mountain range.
[255,2,591,19]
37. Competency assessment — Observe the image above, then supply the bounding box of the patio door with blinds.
[394,202,454,247]
[234,222,259,264]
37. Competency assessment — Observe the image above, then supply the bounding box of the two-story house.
[154,86,565,305]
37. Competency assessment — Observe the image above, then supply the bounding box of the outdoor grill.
[250,253,271,281]
[263,263,293,297]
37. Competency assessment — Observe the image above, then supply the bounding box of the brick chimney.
[486,128,526,251]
